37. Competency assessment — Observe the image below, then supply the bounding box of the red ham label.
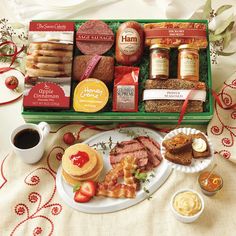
[23,82,69,108]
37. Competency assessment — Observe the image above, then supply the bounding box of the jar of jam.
[178,44,199,81]
[149,44,170,80]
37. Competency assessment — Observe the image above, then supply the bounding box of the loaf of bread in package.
[144,22,208,48]
[73,55,114,84]
[143,79,207,113]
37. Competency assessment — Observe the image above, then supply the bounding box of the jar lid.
[150,44,170,50]
[178,44,199,50]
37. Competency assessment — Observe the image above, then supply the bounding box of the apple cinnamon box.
[23,21,74,109]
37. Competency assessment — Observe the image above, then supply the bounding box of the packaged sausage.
[144,22,207,48]
[113,66,139,112]
[115,21,144,65]
[143,79,206,112]
[76,20,114,55]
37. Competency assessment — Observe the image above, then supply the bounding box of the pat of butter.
[73,78,109,113]
[192,138,207,152]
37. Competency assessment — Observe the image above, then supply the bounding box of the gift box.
[22,19,213,124]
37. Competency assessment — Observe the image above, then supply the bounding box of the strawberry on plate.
[80,181,96,197]
[74,191,91,203]
[73,181,97,203]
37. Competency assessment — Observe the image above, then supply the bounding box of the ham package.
[115,21,144,65]
[113,66,140,112]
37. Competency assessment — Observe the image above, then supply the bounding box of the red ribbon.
[80,55,102,81]
[0,40,25,106]
[209,87,236,110]
[0,41,25,73]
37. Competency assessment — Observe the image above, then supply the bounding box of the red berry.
[74,190,91,203]
[5,76,19,90]
[63,132,75,145]
[80,181,96,197]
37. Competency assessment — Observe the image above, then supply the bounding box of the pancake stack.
[26,42,73,78]
[62,143,103,186]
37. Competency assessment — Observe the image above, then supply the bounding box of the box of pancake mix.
[23,21,74,109]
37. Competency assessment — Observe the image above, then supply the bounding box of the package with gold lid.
[73,78,109,113]
[178,44,199,81]
[149,44,170,80]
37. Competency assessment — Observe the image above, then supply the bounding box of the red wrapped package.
[113,66,139,112]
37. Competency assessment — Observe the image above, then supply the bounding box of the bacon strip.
[96,156,139,198]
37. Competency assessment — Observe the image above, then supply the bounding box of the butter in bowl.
[170,189,204,223]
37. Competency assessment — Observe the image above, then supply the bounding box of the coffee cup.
[10,122,50,164]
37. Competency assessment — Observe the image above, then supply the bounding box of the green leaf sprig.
[201,0,236,63]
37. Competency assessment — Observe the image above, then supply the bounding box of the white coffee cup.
[10,122,50,164]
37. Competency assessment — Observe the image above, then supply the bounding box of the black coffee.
[13,128,40,149]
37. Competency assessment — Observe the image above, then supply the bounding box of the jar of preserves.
[178,44,199,81]
[149,44,170,80]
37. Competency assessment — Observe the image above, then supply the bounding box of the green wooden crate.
[22,19,213,124]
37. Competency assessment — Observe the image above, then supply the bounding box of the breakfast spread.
[173,191,202,216]
[162,131,211,166]
[60,130,163,202]
[95,135,162,199]
[19,19,216,215]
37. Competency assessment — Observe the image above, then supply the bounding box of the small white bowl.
[170,188,204,223]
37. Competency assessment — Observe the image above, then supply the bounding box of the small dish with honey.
[198,171,223,196]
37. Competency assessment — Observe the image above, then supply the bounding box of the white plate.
[56,127,172,213]
[161,128,213,173]
[0,70,24,105]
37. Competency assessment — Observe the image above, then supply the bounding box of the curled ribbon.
[0,40,25,105]
[0,41,25,74]
[209,87,236,110]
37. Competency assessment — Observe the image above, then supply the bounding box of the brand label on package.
[23,21,74,109]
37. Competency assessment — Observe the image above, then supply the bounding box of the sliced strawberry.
[80,181,96,197]
[74,190,91,203]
